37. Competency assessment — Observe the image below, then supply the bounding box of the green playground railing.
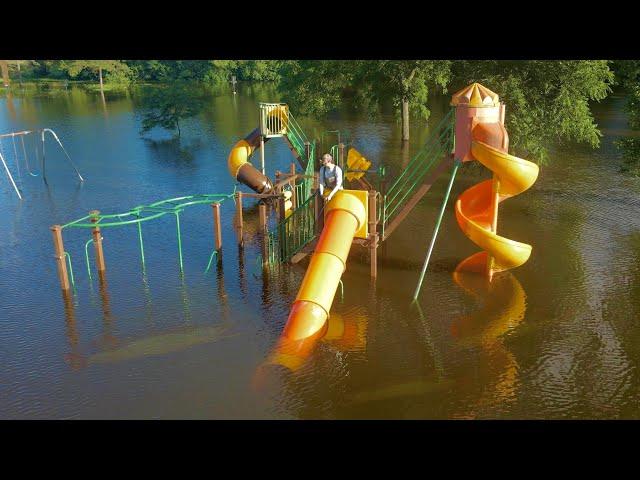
[60,193,236,282]
[381,108,455,238]
[285,110,312,162]
[265,191,317,265]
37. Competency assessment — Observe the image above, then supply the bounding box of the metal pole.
[314,190,321,235]
[236,191,244,246]
[368,190,378,279]
[290,163,297,209]
[260,136,265,176]
[43,129,84,182]
[412,159,461,301]
[487,176,501,281]
[0,150,22,199]
[175,211,184,273]
[41,129,46,183]
[51,225,70,291]
[305,141,311,164]
[136,214,145,269]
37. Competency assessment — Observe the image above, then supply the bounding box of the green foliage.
[7,59,620,167]
[237,60,285,81]
[32,60,69,79]
[615,137,640,176]
[206,60,240,84]
[7,60,286,85]
[611,60,640,89]
[62,60,134,85]
[278,61,351,116]
[613,62,640,176]
[122,60,284,84]
[452,60,614,165]
[351,60,452,121]
[279,60,452,122]
[624,84,640,130]
[137,83,207,137]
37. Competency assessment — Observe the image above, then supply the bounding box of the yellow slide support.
[455,137,539,278]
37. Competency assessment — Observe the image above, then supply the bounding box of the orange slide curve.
[454,123,539,279]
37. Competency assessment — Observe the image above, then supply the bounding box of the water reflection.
[450,271,525,417]
[255,305,370,388]
[143,137,202,164]
[3,82,640,418]
[61,290,82,370]
[96,271,118,351]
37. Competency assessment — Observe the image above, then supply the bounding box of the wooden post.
[51,225,70,291]
[314,189,325,234]
[278,193,285,221]
[90,210,106,273]
[259,203,267,233]
[290,163,297,209]
[259,204,268,268]
[339,142,345,170]
[212,202,222,250]
[368,190,378,279]
[236,192,243,246]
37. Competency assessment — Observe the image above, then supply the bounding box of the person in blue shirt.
[318,153,343,202]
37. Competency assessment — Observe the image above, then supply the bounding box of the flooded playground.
[1,82,640,419]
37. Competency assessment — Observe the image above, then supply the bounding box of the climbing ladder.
[283,110,314,171]
[264,143,317,265]
[380,108,455,241]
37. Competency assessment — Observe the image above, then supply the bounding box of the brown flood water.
[1,82,639,419]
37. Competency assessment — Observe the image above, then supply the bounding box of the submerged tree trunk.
[401,66,417,143]
[97,67,108,114]
[402,97,410,141]
[98,67,104,95]
[0,60,10,87]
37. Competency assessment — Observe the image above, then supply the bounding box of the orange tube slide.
[227,128,273,194]
[282,191,366,342]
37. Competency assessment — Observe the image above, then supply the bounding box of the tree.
[137,83,207,138]
[451,60,615,165]
[278,60,452,141]
[351,60,452,141]
[612,60,640,176]
[62,60,133,94]
[278,60,351,116]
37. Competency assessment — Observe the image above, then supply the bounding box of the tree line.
[2,60,640,174]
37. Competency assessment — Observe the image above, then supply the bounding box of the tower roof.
[451,83,500,107]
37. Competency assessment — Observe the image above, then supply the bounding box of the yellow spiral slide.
[454,123,539,278]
